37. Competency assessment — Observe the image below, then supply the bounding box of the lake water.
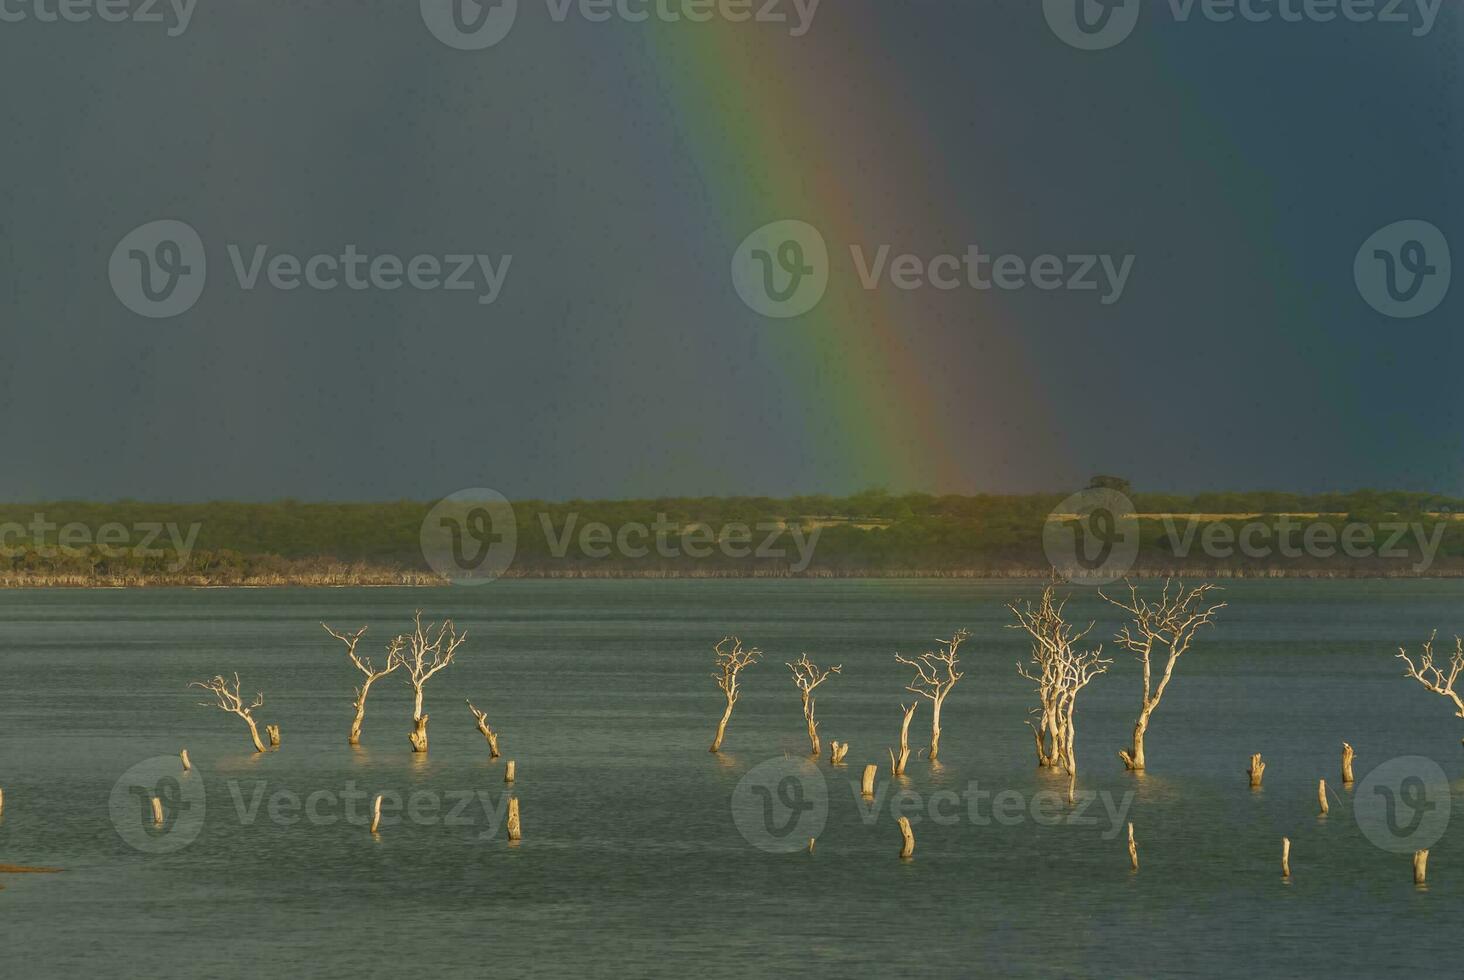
[1,580,1461,978]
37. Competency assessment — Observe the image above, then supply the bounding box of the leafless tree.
[710,636,761,752]
[1009,585,1110,780]
[466,700,501,757]
[889,702,918,776]
[896,629,969,763]
[1397,631,1464,737]
[190,673,267,753]
[323,624,405,746]
[1101,580,1225,771]
[397,611,467,753]
[787,654,841,756]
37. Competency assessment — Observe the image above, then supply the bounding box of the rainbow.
[643,19,971,492]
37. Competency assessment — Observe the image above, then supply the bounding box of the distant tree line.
[2,489,1464,583]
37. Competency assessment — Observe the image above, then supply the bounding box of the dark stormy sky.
[2,1,1460,502]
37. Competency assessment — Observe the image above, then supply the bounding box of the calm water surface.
[1,580,1461,978]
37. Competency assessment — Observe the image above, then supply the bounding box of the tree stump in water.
[1247,754,1265,788]
[861,765,876,800]
[829,741,849,765]
[370,794,382,834]
[1281,838,1291,879]
[507,798,522,842]
[1317,779,1329,816]
[504,761,516,784]
[1127,822,1138,872]
[1341,743,1355,786]
[266,725,281,748]
[897,816,914,859]
[1413,850,1429,886]
[180,749,191,772]
[466,700,501,758]
[150,797,164,827]
[409,715,430,753]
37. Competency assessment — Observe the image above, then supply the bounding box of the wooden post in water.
[861,764,877,800]
[1127,822,1138,872]
[1247,753,1265,788]
[1341,743,1355,786]
[507,798,522,842]
[504,760,516,784]
[180,749,191,772]
[1281,838,1291,879]
[1317,779,1329,816]
[370,794,382,834]
[1413,850,1429,886]
[150,796,164,827]
[897,816,914,859]
[266,725,281,747]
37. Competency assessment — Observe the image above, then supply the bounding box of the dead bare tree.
[397,611,467,753]
[889,702,918,776]
[189,673,267,753]
[1101,580,1225,771]
[322,624,405,746]
[787,654,841,756]
[1010,586,1110,801]
[710,636,761,753]
[1396,631,1464,738]
[1009,585,1111,781]
[466,700,501,757]
[896,629,969,763]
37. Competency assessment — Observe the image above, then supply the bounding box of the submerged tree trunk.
[892,703,917,775]
[348,676,379,746]
[1120,711,1150,771]
[244,716,265,754]
[801,691,820,757]
[928,699,944,763]
[710,700,735,753]
[409,713,430,753]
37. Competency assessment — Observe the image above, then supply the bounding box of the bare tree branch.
[188,672,266,753]
[710,636,761,752]
[895,629,969,763]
